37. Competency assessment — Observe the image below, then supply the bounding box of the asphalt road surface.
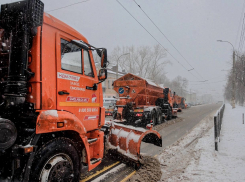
[81,103,222,182]
[141,103,222,157]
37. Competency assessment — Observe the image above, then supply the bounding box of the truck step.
[87,138,98,144]
[90,158,101,164]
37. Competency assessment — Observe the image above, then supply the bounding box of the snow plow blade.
[108,122,162,162]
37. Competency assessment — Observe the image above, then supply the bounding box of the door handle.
[58,91,70,95]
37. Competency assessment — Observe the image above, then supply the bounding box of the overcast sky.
[2,0,244,100]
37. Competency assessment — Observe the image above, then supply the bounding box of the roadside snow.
[126,156,162,182]
[158,104,245,182]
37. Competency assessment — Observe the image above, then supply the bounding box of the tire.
[151,109,157,126]
[30,137,81,182]
[112,110,117,119]
[157,109,162,124]
[167,107,172,120]
[122,104,134,125]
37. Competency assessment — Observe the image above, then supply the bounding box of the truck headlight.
[0,119,17,150]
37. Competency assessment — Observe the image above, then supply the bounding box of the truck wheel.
[112,110,117,119]
[151,110,157,126]
[30,137,81,182]
[167,109,172,120]
[157,109,162,124]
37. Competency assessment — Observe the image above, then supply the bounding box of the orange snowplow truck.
[113,73,177,126]
[179,97,187,109]
[172,94,187,112]
[172,93,182,112]
[0,1,162,181]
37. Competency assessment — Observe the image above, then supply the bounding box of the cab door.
[56,35,100,131]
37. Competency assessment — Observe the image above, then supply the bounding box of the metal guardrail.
[214,104,225,151]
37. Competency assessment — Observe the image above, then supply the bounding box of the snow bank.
[185,104,245,182]
[126,156,162,182]
[158,104,245,182]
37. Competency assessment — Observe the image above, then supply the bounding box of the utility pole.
[243,58,245,106]
[217,40,235,108]
[232,50,236,108]
[190,89,191,103]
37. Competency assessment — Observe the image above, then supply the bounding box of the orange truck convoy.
[113,73,177,126]
[0,0,162,181]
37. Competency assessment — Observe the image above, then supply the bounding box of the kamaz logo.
[57,72,80,82]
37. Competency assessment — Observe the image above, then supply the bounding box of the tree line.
[224,53,245,106]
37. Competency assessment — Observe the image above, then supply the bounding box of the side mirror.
[98,69,107,81]
[101,49,107,68]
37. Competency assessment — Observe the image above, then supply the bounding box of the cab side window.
[83,50,94,77]
[61,39,82,74]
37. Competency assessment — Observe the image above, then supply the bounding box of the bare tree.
[109,45,189,95]
[165,76,189,96]
[109,45,169,83]
[224,52,245,106]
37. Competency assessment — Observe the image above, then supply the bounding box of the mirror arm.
[88,79,106,91]
[96,79,105,85]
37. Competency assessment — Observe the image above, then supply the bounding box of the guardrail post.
[243,113,244,124]
[218,112,221,142]
[214,104,225,151]
[214,116,218,151]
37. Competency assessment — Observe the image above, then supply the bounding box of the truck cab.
[36,13,105,131]
[0,1,107,181]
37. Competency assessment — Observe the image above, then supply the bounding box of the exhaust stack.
[0,0,44,108]
[163,88,169,103]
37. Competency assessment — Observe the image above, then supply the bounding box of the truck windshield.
[61,39,82,74]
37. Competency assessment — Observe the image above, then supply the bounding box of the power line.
[190,80,226,85]
[239,20,245,51]
[116,0,201,81]
[235,0,245,49]
[189,80,208,83]
[238,9,245,52]
[132,1,193,69]
[133,0,206,81]
[239,15,245,51]
[189,75,226,82]
[46,0,91,12]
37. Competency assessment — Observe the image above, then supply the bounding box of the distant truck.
[103,98,117,116]
[113,73,177,126]
[172,92,180,111]
[172,94,186,112]
[179,97,187,109]
[172,93,182,112]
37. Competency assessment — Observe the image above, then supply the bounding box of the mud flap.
[108,122,162,162]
